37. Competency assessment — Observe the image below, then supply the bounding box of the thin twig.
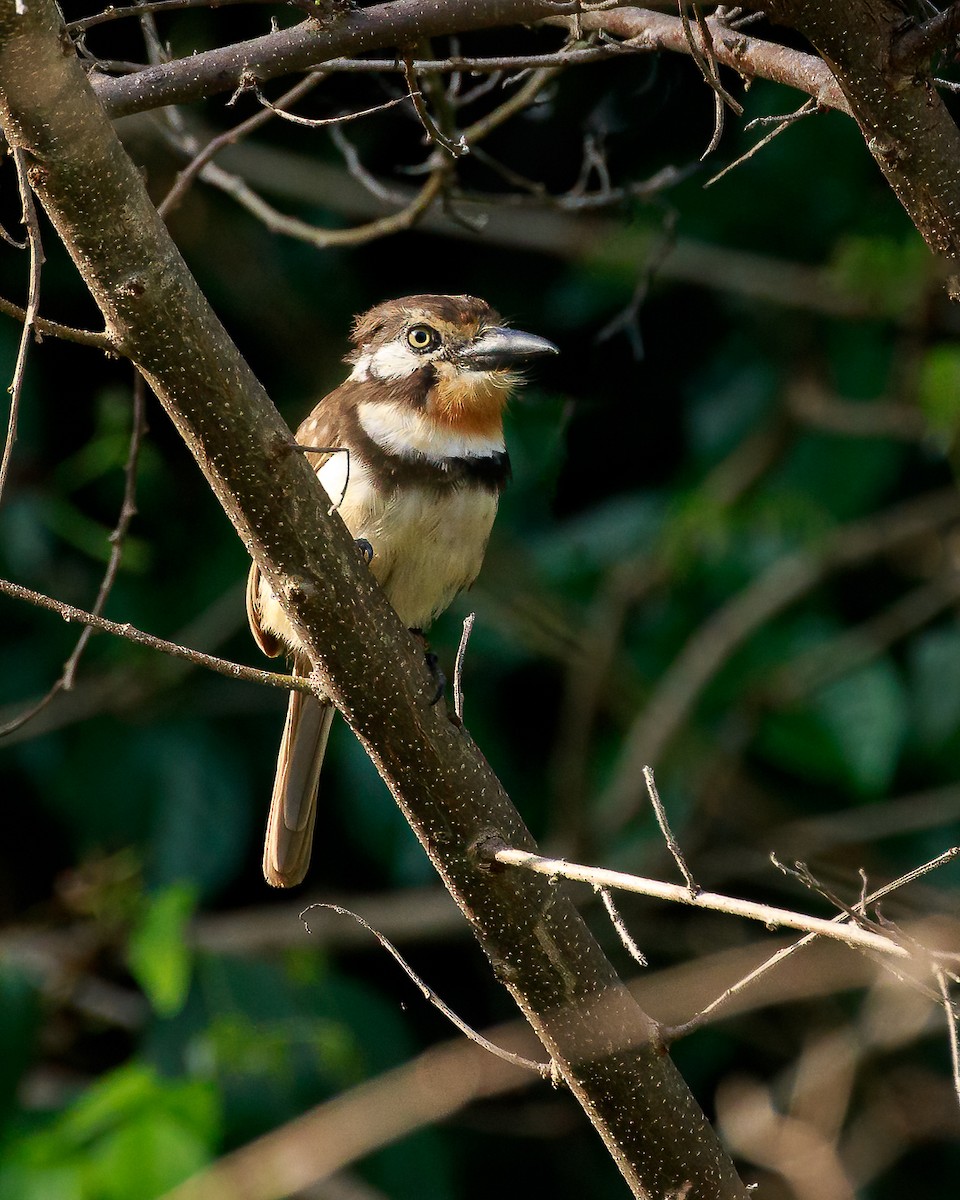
[936,967,960,1112]
[0,292,113,349]
[0,576,312,705]
[490,845,960,961]
[672,845,960,1037]
[252,82,414,131]
[597,887,648,967]
[67,0,274,33]
[706,97,818,188]
[301,903,549,1076]
[1,149,44,507]
[402,57,467,158]
[453,612,475,722]
[642,766,698,895]
[158,72,328,218]
[0,375,148,736]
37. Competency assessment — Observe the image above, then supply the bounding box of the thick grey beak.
[460,326,559,371]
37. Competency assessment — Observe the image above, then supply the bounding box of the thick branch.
[0,2,747,1196]
[567,6,851,114]
[91,0,575,118]
[758,0,960,296]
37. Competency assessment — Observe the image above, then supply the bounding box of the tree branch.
[0,1,748,1195]
[758,0,960,297]
[557,5,852,114]
[91,0,577,118]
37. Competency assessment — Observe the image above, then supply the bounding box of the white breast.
[257,451,497,643]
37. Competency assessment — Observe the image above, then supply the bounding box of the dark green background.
[1,8,958,1198]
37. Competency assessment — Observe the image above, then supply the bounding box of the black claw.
[355,538,374,565]
[424,651,446,705]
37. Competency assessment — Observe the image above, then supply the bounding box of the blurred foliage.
[1,7,959,1199]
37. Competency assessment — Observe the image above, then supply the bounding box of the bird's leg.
[410,627,446,705]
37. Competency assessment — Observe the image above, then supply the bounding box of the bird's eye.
[406,324,439,353]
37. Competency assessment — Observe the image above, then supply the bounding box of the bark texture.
[0,2,749,1196]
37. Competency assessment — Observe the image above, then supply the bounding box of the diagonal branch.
[0,2,747,1196]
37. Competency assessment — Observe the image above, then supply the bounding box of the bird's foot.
[355,538,374,566]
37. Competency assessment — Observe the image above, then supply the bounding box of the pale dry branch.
[674,845,960,1036]
[643,765,698,894]
[453,611,475,722]
[489,843,960,962]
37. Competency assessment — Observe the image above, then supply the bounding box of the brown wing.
[246,393,348,658]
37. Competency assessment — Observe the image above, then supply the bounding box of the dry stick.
[453,611,475,722]
[642,765,698,895]
[489,843,960,962]
[0,577,311,696]
[402,56,467,158]
[67,0,272,32]
[0,148,43,507]
[0,292,112,348]
[1,7,748,1196]
[302,902,549,1076]
[199,64,555,253]
[598,887,649,967]
[600,486,960,835]
[0,373,148,737]
[935,967,960,1111]
[706,96,818,187]
[672,845,960,1038]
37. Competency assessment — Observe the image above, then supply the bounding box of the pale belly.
[257,455,498,646]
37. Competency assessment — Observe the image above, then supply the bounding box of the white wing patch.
[358,400,505,464]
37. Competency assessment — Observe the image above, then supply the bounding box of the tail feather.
[263,685,334,888]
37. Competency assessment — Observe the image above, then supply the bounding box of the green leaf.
[127,884,197,1018]
[908,626,960,747]
[917,344,960,440]
[813,660,908,795]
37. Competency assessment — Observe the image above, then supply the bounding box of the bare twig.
[643,766,698,896]
[1,149,44,507]
[0,374,148,736]
[0,576,312,702]
[402,57,467,157]
[489,844,960,961]
[453,611,475,722]
[598,887,648,967]
[302,903,548,1075]
[673,845,960,1036]
[706,97,818,188]
[67,0,275,33]
[935,967,960,1111]
[0,292,113,349]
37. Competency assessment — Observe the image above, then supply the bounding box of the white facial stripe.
[367,341,421,380]
[358,401,505,463]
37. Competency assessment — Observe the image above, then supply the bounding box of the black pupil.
[411,327,433,347]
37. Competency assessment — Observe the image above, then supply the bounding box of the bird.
[246,294,558,887]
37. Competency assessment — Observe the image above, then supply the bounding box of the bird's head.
[346,295,557,438]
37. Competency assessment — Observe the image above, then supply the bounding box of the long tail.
[262,677,335,888]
